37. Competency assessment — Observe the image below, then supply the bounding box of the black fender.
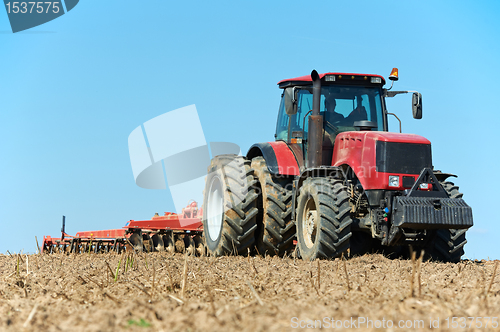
[433,171,458,182]
[291,166,344,221]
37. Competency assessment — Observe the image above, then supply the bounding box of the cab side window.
[275,95,289,141]
[290,89,312,140]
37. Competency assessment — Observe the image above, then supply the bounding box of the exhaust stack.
[307,70,323,168]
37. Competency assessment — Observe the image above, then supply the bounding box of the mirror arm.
[384,90,408,98]
[384,90,419,98]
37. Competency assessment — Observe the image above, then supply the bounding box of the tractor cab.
[275,73,387,166]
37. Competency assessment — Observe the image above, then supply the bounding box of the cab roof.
[278,72,386,88]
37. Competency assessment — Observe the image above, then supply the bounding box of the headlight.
[389,176,400,187]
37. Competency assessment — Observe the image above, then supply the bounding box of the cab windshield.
[276,85,384,142]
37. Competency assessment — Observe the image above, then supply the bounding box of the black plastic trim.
[365,190,385,207]
[247,143,279,174]
[376,141,432,174]
[392,196,473,230]
[402,176,415,188]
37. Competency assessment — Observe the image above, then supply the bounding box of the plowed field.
[1,252,499,331]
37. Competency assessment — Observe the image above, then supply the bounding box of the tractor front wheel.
[426,181,468,263]
[296,177,352,260]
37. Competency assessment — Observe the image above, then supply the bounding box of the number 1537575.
[5,2,61,14]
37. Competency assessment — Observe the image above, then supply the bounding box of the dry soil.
[1,252,499,331]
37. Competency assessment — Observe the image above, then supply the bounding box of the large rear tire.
[426,181,467,263]
[251,157,294,257]
[202,155,258,256]
[296,177,352,260]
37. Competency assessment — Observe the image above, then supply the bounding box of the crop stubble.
[0,252,499,331]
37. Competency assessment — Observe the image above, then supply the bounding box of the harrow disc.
[163,233,175,254]
[69,240,76,253]
[194,235,205,257]
[175,234,185,253]
[152,234,164,252]
[142,233,153,252]
[116,241,124,254]
[129,233,143,252]
[184,235,196,256]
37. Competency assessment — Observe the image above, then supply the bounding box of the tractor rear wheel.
[251,156,294,257]
[426,181,467,263]
[202,155,258,256]
[296,177,352,260]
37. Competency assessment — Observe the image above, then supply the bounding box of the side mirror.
[284,88,296,115]
[412,92,422,119]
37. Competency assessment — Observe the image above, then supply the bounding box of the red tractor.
[202,69,473,262]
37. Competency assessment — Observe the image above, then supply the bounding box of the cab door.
[275,88,312,169]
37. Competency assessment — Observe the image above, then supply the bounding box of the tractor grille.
[376,141,432,174]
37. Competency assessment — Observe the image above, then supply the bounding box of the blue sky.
[1,1,499,259]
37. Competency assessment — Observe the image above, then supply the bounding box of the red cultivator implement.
[42,201,205,255]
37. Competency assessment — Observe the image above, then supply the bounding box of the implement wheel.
[202,155,258,256]
[296,177,352,260]
[426,181,468,263]
[251,156,294,257]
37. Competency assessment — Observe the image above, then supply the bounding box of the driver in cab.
[321,93,368,164]
[323,92,367,128]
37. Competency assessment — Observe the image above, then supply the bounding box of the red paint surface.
[124,216,203,232]
[332,131,431,190]
[269,141,300,175]
[278,72,386,85]
[76,229,126,239]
